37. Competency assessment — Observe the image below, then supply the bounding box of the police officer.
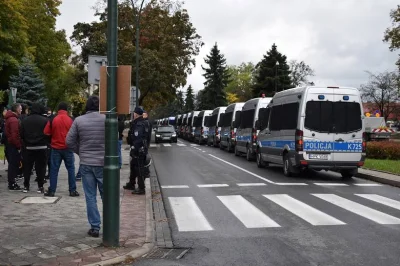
[127,107,147,195]
[142,110,152,177]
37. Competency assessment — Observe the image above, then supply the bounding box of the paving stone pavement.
[0,145,148,266]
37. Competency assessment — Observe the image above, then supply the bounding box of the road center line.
[314,183,349,187]
[354,184,383,187]
[208,154,276,184]
[197,184,229,188]
[237,183,267,187]
[275,183,308,186]
[161,185,189,189]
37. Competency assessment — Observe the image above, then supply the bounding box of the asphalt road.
[134,138,400,266]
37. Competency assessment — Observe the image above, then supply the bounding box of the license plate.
[162,137,170,140]
[309,154,328,160]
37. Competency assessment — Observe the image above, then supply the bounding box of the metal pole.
[103,0,120,247]
[135,10,140,107]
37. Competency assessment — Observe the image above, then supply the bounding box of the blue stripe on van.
[236,135,252,141]
[259,140,363,152]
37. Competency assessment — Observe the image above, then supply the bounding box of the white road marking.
[314,183,349,187]
[313,194,400,225]
[354,184,383,187]
[161,185,190,189]
[197,184,229,188]
[208,154,276,184]
[202,151,206,153]
[218,195,280,228]
[150,144,158,148]
[356,194,400,211]
[169,197,213,232]
[163,144,171,147]
[275,183,308,186]
[191,144,200,147]
[237,183,267,187]
[177,144,186,147]
[264,194,345,226]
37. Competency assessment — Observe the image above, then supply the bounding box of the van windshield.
[305,101,362,133]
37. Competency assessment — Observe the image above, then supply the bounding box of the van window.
[234,111,241,128]
[193,116,202,127]
[258,108,270,130]
[305,101,362,133]
[209,114,218,127]
[240,109,255,128]
[270,103,299,130]
[221,112,233,127]
[204,116,211,127]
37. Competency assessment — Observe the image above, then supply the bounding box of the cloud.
[57,0,399,92]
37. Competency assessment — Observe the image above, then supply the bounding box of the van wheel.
[246,147,254,161]
[283,154,292,177]
[235,146,240,157]
[227,141,233,153]
[256,151,267,168]
[219,142,224,150]
[341,169,355,179]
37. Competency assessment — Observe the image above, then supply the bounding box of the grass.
[364,159,400,175]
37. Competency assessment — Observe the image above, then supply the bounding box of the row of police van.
[155,86,367,179]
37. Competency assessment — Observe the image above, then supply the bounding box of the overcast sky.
[57,0,398,93]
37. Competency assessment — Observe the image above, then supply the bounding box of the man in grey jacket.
[66,96,105,238]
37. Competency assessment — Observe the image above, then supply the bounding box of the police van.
[235,97,272,160]
[179,113,188,138]
[207,107,227,147]
[219,102,245,152]
[193,110,213,144]
[175,114,182,133]
[256,86,366,178]
[186,111,200,141]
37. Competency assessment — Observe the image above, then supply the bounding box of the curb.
[356,172,400,188]
[83,178,155,266]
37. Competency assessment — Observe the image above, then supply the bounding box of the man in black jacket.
[20,103,49,193]
[142,111,152,177]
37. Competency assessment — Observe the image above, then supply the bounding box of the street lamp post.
[275,61,279,94]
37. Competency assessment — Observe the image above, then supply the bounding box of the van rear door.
[331,92,363,162]
[303,91,335,162]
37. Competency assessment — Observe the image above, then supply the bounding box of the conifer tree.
[184,85,195,112]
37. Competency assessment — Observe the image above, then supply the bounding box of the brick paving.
[0,145,148,266]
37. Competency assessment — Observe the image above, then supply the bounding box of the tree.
[361,71,400,121]
[0,0,29,90]
[184,85,194,112]
[252,43,291,97]
[383,5,400,71]
[9,57,45,106]
[226,92,240,104]
[289,60,315,87]
[225,62,255,102]
[176,90,185,112]
[71,0,203,111]
[200,43,229,109]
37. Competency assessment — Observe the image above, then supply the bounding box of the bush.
[367,141,400,160]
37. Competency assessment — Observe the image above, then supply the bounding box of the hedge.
[367,141,400,160]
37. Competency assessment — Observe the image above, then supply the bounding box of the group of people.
[2,97,152,238]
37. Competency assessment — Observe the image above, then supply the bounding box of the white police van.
[194,110,213,144]
[235,97,272,160]
[179,113,188,138]
[186,111,200,141]
[219,102,245,152]
[207,107,227,147]
[256,86,366,178]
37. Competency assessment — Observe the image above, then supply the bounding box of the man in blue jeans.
[43,102,79,197]
[66,96,105,238]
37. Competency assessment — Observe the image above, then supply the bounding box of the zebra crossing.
[168,193,400,232]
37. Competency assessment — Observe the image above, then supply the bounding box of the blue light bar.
[343,96,349,100]
[318,95,325,100]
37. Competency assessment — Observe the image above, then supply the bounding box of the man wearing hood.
[66,96,105,238]
[20,103,48,193]
[5,103,22,191]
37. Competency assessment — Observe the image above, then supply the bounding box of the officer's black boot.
[123,182,135,190]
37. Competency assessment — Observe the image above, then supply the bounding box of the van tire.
[219,142,224,150]
[246,147,254,161]
[235,146,240,157]
[256,150,267,168]
[283,154,292,177]
[341,170,355,179]
[227,141,233,153]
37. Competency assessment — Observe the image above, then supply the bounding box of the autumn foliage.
[367,141,400,160]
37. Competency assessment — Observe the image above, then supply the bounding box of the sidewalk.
[0,145,153,266]
[357,168,400,188]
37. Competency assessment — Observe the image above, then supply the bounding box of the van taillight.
[295,129,304,152]
[252,128,257,142]
[362,132,367,152]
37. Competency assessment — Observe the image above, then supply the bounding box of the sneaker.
[22,187,29,193]
[132,189,145,195]
[37,187,44,194]
[8,183,22,191]
[44,190,55,197]
[87,229,99,238]
[123,183,135,190]
[69,191,80,197]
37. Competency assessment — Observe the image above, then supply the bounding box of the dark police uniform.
[128,116,148,194]
[143,115,152,176]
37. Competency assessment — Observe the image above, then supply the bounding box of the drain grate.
[143,248,190,260]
